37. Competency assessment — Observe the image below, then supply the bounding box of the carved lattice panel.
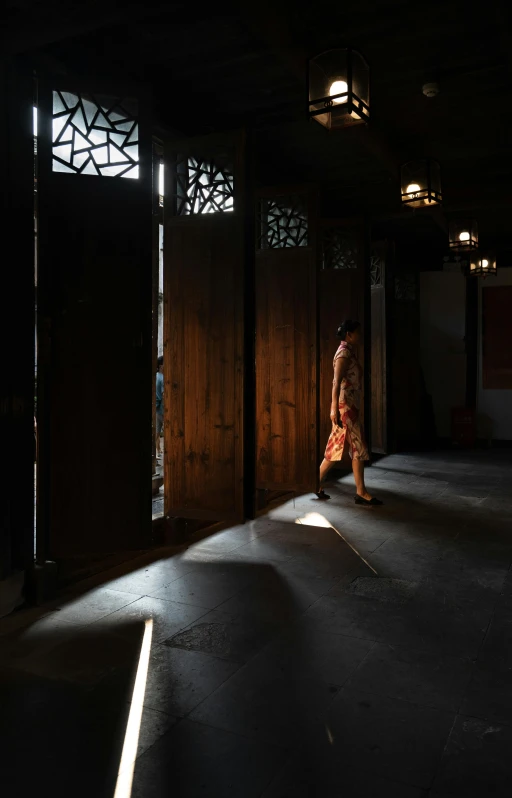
[322,229,359,269]
[258,195,308,249]
[51,91,139,178]
[175,155,234,215]
[395,274,416,301]
[370,253,384,287]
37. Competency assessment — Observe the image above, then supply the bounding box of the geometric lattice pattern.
[175,155,234,215]
[258,195,308,249]
[370,253,384,287]
[52,91,139,178]
[322,229,358,269]
[394,274,416,302]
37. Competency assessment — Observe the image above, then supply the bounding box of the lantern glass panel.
[401,159,442,207]
[449,219,478,251]
[466,253,496,277]
[309,49,369,130]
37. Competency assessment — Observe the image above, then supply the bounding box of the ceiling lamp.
[308,49,369,130]
[467,252,497,278]
[449,218,478,252]
[401,159,442,208]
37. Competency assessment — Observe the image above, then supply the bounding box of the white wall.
[420,270,467,437]
[477,267,512,440]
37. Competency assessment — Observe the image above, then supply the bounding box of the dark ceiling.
[5,0,512,246]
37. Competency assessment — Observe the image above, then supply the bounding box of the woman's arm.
[330,358,348,426]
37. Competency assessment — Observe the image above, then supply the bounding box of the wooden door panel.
[370,244,387,453]
[37,80,153,557]
[164,218,243,519]
[163,135,244,521]
[482,286,512,389]
[255,248,317,492]
[318,222,365,457]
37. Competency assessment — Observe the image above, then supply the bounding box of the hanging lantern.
[449,218,478,252]
[308,49,370,130]
[401,159,442,208]
[467,252,497,278]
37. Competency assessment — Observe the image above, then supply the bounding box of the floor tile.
[324,687,454,788]
[52,587,141,624]
[2,450,511,797]
[136,705,178,758]
[216,568,335,622]
[131,718,288,798]
[460,659,512,724]
[148,561,262,610]
[262,751,428,798]
[10,622,144,687]
[90,595,208,644]
[432,715,512,797]
[189,651,340,747]
[301,594,490,658]
[346,643,473,712]
[164,608,282,663]
[143,643,240,717]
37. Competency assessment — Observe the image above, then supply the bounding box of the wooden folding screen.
[318,219,366,457]
[163,132,245,522]
[482,285,512,389]
[1,60,35,576]
[370,241,388,453]
[37,79,153,557]
[255,188,317,495]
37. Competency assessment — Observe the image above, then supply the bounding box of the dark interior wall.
[0,58,35,579]
[389,239,422,451]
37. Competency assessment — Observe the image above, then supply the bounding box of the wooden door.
[37,79,153,558]
[370,242,388,453]
[255,189,317,495]
[318,220,366,458]
[1,60,35,576]
[163,133,245,522]
[482,285,512,389]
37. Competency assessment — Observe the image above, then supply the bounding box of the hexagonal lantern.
[467,252,497,278]
[308,49,370,130]
[449,218,478,252]
[401,159,442,208]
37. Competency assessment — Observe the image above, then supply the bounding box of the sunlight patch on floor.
[113,617,153,798]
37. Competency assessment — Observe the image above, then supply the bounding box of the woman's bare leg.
[319,458,335,486]
[353,459,372,500]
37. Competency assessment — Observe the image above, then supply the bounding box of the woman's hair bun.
[336,319,360,339]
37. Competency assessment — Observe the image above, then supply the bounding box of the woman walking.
[317,320,383,506]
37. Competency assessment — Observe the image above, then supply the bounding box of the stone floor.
[3,449,512,797]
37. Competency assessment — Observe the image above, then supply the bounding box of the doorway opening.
[33,101,38,560]
[152,151,165,519]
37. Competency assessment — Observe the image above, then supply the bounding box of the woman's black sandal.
[315,489,331,500]
[355,495,383,506]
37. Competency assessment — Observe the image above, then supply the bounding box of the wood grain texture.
[37,80,153,558]
[163,215,244,520]
[0,61,35,575]
[318,222,365,460]
[255,247,317,492]
[371,282,387,453]
[482,285,512,389]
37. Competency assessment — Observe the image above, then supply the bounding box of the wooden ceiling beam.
[2,1,173,55]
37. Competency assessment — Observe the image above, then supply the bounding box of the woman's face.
[347,327,361,346]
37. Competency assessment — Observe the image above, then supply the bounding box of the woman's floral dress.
[324,341,369,462]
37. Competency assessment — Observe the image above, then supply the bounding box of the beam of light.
[33,106,38,137]
[158,162,164,197]
[113,617,153,798]
[296,512,378,575]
